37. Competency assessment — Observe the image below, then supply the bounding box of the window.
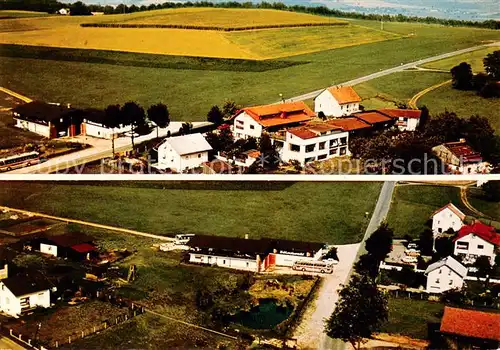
[477,245,484,249]
[340,137,347,145]
[319,142,326,150]
[198,154,201,158]
[246,262,249,267]
[457,242,469,249]
[306,144,315,153]
[438,228,442,233]
[223,260,226,264]
[340,147,347,156]
[250,125,255,130]
[290,144,300,152]
[435,278,440,283]
[318,154,327,160]
[438,269,442,274]
[329,149,337,155]
[330,139,338,148]
[449,280,453,285]
[305,157,315,163]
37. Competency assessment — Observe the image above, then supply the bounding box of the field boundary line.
[0,87,32,103]
[408,79,451,108]
[0,205,173,241]
[460,186,486,218]
[143,309,238,340]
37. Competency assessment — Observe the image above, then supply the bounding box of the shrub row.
[80,22,348,31]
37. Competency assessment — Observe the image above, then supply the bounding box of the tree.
[103,104,122,156]
[451,62,473,90]
[258,133,279,170]
[179,122,193,135]
[472,72,491,92]
[474,256,493,284]
[418,106,429,130]
[147,103,170,138]
[418,229,434,256]
[434,236,454,259]
[478,81,500,98]
[365,223,394,261]
[121,102,146,150]
[484,50,500,80]
[207,105,224,125]
[222,100,239,119]
[354,253,379,279]
[70,1,91,15]
[325,274,388,350]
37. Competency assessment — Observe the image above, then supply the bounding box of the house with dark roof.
[440,307,500,349]
[0,274,53,317]
[454,221,499,265]
[12,101,81,139]
[232,101,315,140]
[432,139,490,174]
[424,256,467,293]
[314,86,361,117]
[81,108,132,139]
[187,235,327,272]
[38,233,97,261]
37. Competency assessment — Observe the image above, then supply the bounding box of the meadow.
[0,14,499,120]
[0,181,382,244]
[0,10,50,19]
[422,46,498,72]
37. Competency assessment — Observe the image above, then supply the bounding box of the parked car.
[402,255,418,264]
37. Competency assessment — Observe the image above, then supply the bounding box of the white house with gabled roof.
[314,86,361,117]
[156,133,212,172]
[424,256,467,294]
[0,275,52,317]
[431,203,466,236]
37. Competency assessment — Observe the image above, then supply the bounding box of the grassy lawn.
[386,184,469,238]
[0,181,382,244]
[0,10,51,19]
[380,297,444,340]
[355,71,449,109]
[418,84,500,132]
[0,19,498,120]
[422,46,499,73]
[467,186,500,221]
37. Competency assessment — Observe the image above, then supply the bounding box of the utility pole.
[381,19,384,31]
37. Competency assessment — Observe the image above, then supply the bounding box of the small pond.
[232,299,293,329]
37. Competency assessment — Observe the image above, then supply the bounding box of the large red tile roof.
[326,117,371,131]
[242,101,315,128]
[288,122,344,140]
[443,141,482,163]
[379,108,422,119]
[440,307,500,341]
[354,111,393,125]
[326,86,361,104]
[455,221,500,246]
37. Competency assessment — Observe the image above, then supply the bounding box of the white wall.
[425,266,464,293]
[14,119,50,138]
[157,144,209,171]
[280,130,349,166]
[189,253,260,272]
[396,117,420,132]
[233,112,263,140]
[314,90,359,117]
[84,121,131,139]
[432,208,463,236]
[0,285,50,317]
[454,234,496,264]
[40,243,58,257]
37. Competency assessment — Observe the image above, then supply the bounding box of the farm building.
[439,307,500,349]
[0,275,52,317]
[432,140,490,174]
[351,110,395,131]
[325,117,372,137]
[378,108,422,131]
[430,203,466,249]
[187,235,327,272]
[38,233,97,261]
[314,86,361,117]
[12,101,81,139]
[424,256,467,294]
[81,108,131,139]
[273,121,349,166]
[232,101,315,140]
[454,221,499,265]
[156,133,212,172]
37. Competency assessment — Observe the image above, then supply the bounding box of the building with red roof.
[38,233,97,261]
[440,307,500,349]
[454,220,499,264]
[352,110,395,130]
[232,101,315,140]
[432,139,491,174]
[314,86,361,117]
[379,108,422,131]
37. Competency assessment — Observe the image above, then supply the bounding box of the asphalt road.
[319,181,396,350]
[284,42,500,103]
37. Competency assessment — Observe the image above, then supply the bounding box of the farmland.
[422,46,498,72]
[0,181,382,244]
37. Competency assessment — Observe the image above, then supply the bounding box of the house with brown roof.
[325,117,372,137]
[432,139,490,174]
[439,307,500,349]
[379,108,422,131]
[232,101,315,140]
[314,86,361,117]
[274,121,350,166]
[351,110,395,130]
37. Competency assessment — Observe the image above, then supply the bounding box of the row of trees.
[451,51,500,98]
[1,1,499,29]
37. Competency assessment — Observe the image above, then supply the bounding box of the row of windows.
[289,138,347,153]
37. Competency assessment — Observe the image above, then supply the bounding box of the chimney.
[245,234,249,240]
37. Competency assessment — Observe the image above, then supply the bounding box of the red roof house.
[241,101,315,128]
[455,221,500,246]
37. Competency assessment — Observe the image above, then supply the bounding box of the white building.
[379,109,422,132]
[0,276,52,317]
[232,101,315,140]
[156,133,212,172]
[424,256,467,294]
[454,221,499,265]
[314,86,361,117]
[82,109,131,139]
[431,203,466,237]
[275,122,349,166]
[58,8,70,15]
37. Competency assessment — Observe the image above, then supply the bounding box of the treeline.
[1,0,498,30]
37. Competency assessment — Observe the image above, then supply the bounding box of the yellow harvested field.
[0,8,399,59]
[103,8,343,27]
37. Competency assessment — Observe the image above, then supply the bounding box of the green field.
[0,10,50,19]
[418,83,500,131]
[467,186,500,220]
[380,297,444,340]
[0,181,382,244]
[354,71,449,109]
[386,184,469,238]
[422,46,499,72]
[1,18,499,121]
